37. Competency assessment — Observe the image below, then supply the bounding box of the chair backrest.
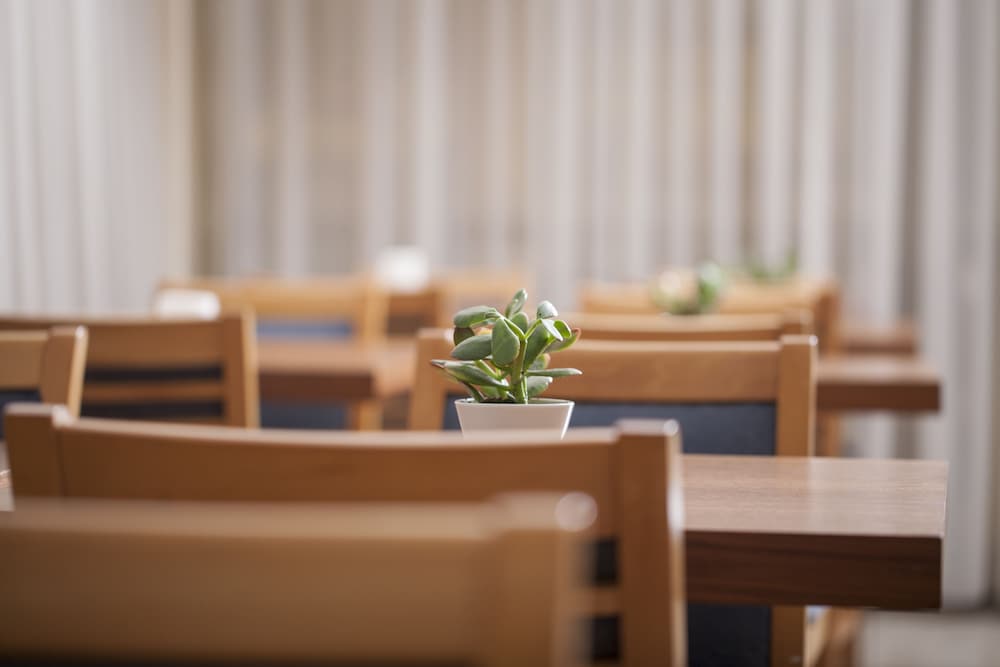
[410,329,816,457]
[0,314,257,427]
[716,278,841,354]
[6,406,687,667]
[388,267,533,332]
[579,277,840,353]
[564,311,812,342]
[0,328,88,440]
[160,275,389,343]
[0,493,591,667]
[0,327,88,415]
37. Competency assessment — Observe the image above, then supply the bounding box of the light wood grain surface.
[0,439,945,609]
[257,339,941,412]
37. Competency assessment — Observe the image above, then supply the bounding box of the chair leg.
[817,609,862,667]
[348,400,383,430]
[817,414,842,457]
[771,605,808,667]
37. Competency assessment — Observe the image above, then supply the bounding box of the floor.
[858,611,1000,667]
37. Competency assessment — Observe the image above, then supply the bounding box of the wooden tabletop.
[258,339,942,413]
[258,339,415,402]
[840,320,918,356]
[683,454,946,608]
[0,443,945,609]
[817,354,940,412]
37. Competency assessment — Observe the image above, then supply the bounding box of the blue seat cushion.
[0,389,41,440]
[260,402,348,430]
[255,320,353,340]
[443,397,776,456]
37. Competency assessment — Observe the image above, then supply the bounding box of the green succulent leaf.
[451,333,492,361]
[505,289,528,318]
[478,385,505,400]
[453,327,475,346]
[539,318,564,341]
[510,311,530,333]
[525,376,553,398]
[552,319,572,339]
[453,306,501,328]
[439,361,509,389]
[522,325,552,370]
[526,367,582,377]
[536,300,558,319]
[529,353,550,371]
[460,382,485,402]
[546,328,580,352]
[491,318,521,367]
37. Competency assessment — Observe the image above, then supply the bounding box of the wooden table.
[0,443,945,609]
[258,340,942,413]
[817,355,940,412]
[683,454,945,608]
[258,340,415,403]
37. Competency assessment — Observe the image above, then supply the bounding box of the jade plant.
[650,262,727,315]
[431,289,582,404]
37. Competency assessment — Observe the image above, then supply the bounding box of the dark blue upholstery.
[260,402,348,430]
[443,396,776,456]
[443,395,776,665]
[255,320,354,429]
[0,389,41,440]
[255,320,353,340]
[81,366,225,422]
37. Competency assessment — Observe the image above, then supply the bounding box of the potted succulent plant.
[650,261,727,315]
[431,289,582,437]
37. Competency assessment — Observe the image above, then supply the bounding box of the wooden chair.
[0,327,88,440]
[160,275,389,430]
[564,310,813,342]
[0,315,257,427]
[7,405,687,667]
[410,329,821,667]
[389,267,533,331]
[159,274,389,344]
[0,493,591,666]
[579,276,840,353]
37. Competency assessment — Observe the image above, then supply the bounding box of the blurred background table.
[257,339,942,415]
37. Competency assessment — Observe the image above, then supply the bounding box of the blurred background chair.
[0,327,87,441]
[159,275,388,430]
[564,310,812,342]
[0,314,257,427]
[0,494,591,667]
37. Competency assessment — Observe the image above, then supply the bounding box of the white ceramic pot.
[454,398,574,438]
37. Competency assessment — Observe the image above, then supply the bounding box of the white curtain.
[0,0,997,605]
[0,0,192,313]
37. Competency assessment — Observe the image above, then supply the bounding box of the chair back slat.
[0,494,591,667]
[567,310,813,342]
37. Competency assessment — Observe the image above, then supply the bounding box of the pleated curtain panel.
[0,0,998,605]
